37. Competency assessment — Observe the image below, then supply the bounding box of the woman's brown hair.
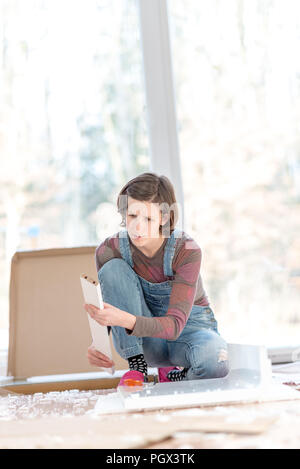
[117,172,179,236]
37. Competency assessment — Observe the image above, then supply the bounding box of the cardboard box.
[5,246,131,392]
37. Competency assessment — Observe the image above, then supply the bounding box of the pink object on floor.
[117,370,145,388]
[158,366,182,383]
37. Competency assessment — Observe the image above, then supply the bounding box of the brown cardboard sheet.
[7,246,128,379]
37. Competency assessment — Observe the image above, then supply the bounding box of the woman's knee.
[98,258,135,287]
[97,258,146,315]
[98,258,129,277]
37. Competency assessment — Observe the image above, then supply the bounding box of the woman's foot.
[118,353,149,388]
[158,366,187,383]
[128,353,148,379]
[167,367,189,381]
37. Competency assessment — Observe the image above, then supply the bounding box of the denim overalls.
[97,228,229,381]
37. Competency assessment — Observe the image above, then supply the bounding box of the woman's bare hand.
[84,302,136,330]
[87,344,115,368]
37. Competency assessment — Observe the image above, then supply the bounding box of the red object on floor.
[117,370,145,388]
[158,366,182,383]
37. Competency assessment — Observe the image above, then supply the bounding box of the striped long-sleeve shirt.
[95,230,209,340]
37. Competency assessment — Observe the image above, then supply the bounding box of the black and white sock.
[167,367,189,381]
[128,354,148,381]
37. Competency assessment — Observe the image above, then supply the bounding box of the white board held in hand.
[80,273,115,375]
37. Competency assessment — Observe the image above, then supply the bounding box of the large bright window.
[168,0,300,344]
[0,0,150,339]
[1,0,299,365]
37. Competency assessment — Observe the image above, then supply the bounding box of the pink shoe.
[117,370,145,388]
[158,366,182,383]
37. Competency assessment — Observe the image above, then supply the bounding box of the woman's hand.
[84,302,136,330]
[87,344,115,368]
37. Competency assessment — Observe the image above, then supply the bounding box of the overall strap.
[163,228,182,279]
[118,230,134,268]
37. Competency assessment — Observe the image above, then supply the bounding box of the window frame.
[138,0,185,228]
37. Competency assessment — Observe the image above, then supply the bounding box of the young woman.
[85,172,229,385]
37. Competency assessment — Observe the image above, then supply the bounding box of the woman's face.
[126,196,166,244]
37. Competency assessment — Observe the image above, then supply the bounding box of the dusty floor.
[0,383,300,449]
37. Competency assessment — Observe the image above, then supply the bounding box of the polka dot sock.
[167,367,189,381]
[127,354,148,381]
